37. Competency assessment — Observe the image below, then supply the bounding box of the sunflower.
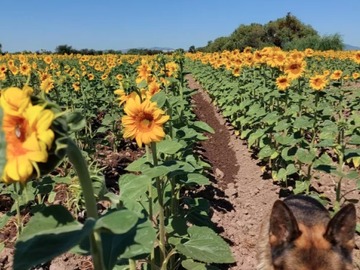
[0,87,31,116]
[44,56,52,65]
[147,81,161,97]
[1,87,55,184]
[353,51,360,64]
[276,75,291,91]
[352,72,360,80]
[0,63,7,73]
[19,63,31,76]
[87,73,95,80]
[284,60,306,80]
[122,96,169,147]
[72,81,80,91]
[309,75,328,91]
[330,70,342,80]
[40,77,55,93]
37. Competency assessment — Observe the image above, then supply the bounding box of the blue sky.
[0,0,359,52]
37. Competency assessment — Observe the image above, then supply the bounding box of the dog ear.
[325,204,356,251]
[269,200,301,248]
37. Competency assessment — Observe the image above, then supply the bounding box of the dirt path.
[188,75,279,269]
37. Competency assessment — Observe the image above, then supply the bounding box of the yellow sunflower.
[40,77,55,93]
[284,60,306,80]
[352,51,360,64]
[276,75,291,91]
[1,87,55,184]
[309,75,328,91]
[19,63,31,76]
[330,70,342,80]
[122,96,169,147]
[352,72,360,80]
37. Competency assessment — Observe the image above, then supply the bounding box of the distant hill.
[344,44,360,50]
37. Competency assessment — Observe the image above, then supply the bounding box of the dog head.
[269,200,356,270]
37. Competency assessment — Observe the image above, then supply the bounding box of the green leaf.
[157,139,183,155]
[95,209,138,234]
[344,149,360,160]
[248,129,265,147]
[281,146,297,161]
[258,145,275,159]
[119,174,151,201]
[0,108,5,178]
[101,218,156,270]
[273,119,290,132]
[293,180,307,194]
[182,259,220,270]
[186,173,210,185]
[261,111,279,125]
[151,90,167,108]
[125,155,147,172]
[192,121,215,134]
[66,111,86,132]
[176,226,234,264]
[277,168,287,181]
[293,116,314,129]
[274,134,297,146]
[14,205,95,270]
[349,135,360,145]
[286,163,298,175]
[296,148,316,165]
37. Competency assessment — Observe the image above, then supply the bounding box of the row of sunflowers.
[187,47,360,212]
[0,52,234,269]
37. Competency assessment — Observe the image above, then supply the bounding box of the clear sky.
[0,0,359,52]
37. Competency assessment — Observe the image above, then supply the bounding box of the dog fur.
[256,195,356,270]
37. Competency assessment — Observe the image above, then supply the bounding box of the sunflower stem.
[13,183,23,236]
[150,142,166,266]
[145,144,156,270]
[67,139,105,270]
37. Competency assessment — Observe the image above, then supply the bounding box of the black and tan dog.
[257,195,357,270]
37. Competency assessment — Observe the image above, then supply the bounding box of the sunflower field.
[188,48,360,210]
[0,47,360,269]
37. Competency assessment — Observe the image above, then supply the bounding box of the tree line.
[193,13,344,52]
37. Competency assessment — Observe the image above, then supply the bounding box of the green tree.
[264,13,318,48]
[55,44,75,54]
[229,23,267,50]
[188,45,196,53]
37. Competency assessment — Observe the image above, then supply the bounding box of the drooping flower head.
[121,95,169,147]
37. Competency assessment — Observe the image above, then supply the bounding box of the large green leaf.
[293,116,314,129]
[95,209,138,234]
[14,205,95,270]
[258,145,276,159]
[186,173,210,185]
[176,226,234,264]
[157,139,183,155]
[119,174,151,201]
[296,148,316,165]
[101,218,156,270]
